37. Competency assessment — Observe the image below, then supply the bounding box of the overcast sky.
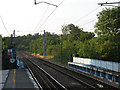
[0,0,119,37]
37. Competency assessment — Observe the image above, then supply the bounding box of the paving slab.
[3,69,38,89]
[0,70,9,90]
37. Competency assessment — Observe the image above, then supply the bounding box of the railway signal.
[9,30,17,69]
[8,49,12,55]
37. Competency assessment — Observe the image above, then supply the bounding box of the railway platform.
[0,70,9,90]
[2,60,39,89]
[3,69,38,89]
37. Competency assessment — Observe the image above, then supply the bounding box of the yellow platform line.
[12,69,16,89]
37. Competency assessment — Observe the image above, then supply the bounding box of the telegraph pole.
[13,30,15,57]
[60,35,62,63]
[11,34,13,69]
[10,30,16,69]
[44,30,45,56]
[13,30,15,39]
[13,30,15,58]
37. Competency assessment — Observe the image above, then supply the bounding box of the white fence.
[73,57,120,72]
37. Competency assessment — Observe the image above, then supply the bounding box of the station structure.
[68,57,120,85]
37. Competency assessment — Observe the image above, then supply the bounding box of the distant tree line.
[2,7,120,66]
[29,24,120,63]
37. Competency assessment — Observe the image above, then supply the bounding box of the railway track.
[18,52,118,90]
[24,58,67,90]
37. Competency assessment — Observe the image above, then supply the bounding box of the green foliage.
[77,36,120,62]
[4,22,119,65]
[15,33,41,51]
[62,24,95,42]
[95,7,120,36]
[27,24,119,63]
[13,23,119,63]
[62,24,83,35]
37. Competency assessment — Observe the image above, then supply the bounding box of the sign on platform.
[10,58,15,63]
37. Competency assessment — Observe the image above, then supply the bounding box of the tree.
[95,7,120,36]
[61,24,70,35]
[61,24,83,35]
[62,24,94,41]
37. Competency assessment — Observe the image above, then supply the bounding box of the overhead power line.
[75,6,101,23]
[106,0,111,2]
[34,0,58,7]
[88,18,120,32]
[37,7,57,30]
[79,19,97,27]
[0,16,11,35]
[75,0,111,30]
[36,0,64,32]
[34,2,50,32]
[75,0,111,23]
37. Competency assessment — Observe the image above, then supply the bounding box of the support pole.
[98,2,120,7]
[60,35,62,63]
[34,0,36,5]
[11,34,13,69]
[44,30,45,56]
[13,30,15,58]
[13,30,15,40]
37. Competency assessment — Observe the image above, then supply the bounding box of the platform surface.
[3,69,38,89]
[0,70,9,90]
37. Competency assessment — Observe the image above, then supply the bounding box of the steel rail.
[34,55,118,89]
[23,53,97,89]
[25,59,56,89]
[38,58,117,89]
[24,57,68,90]
[20,52,118,89]
[24,61,43,90]
[33,59,97,89]
[28,54,117,89]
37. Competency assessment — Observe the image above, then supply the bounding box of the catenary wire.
[79,19,97,27]
[0,16,11,36]
[75,0,111,31]
[34,0,51,32]
[75,0,111,24]
[37,0,64,32]
[75,6,101,23]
